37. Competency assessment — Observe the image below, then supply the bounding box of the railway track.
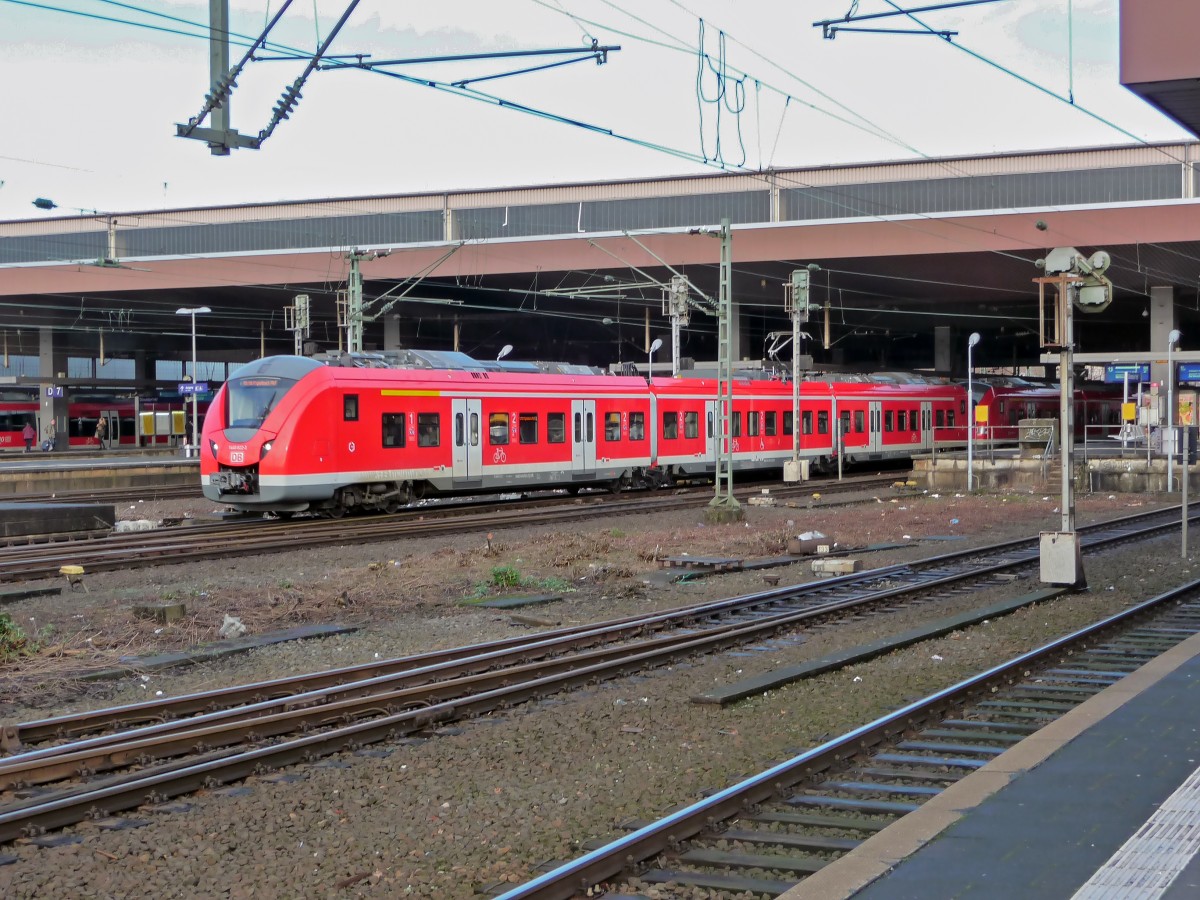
[493,581,1200,898]
[0,474,899,580]
[0,483,202,505]
[0,504,1190,847]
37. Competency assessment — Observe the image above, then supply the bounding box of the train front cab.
[201,356,324,511]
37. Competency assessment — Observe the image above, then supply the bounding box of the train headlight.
[261,440,273,458]
[209,439,219,459]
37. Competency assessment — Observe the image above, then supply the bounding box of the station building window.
[382,413,405,448]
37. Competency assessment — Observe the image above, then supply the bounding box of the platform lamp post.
[648,338,662,381]
[1168,329,1181,493]
[967,332,981,491]
[176,306,210,455]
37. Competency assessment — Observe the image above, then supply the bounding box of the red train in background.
[968,378,1124,442]
[0,392,207,450]
[199,355,1125,517]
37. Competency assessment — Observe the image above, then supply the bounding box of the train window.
[947,411,955,427]
[839,412,850,437]
[344,394,359,422]
[912,409,920,430]
[884,410,894,432]
[548,412,566,444]
[853,410,864,433]
[382,413,405,449]
[960,400,966,415]
[999,400,1006,415]
[765,411,777,436]
[574,412,582,443]
[802,411,812,435]
[897,410,906,431]
[662,411,678,440]
[783,411,793,436]
[747,412,760,437]
[936,410,945,428]
[120,417,135,438]
[586,412,594,442]
[604,412,621,441]
[707,410,713,439]
[416,413,440,447]
[684,411,699,439]
[519,413,538,444]
[731,412,742,437]
[489,412,509,445]
[817,411,829,435]
[470,412,479,447]
[455,413,464,447]
[629,412,645,441]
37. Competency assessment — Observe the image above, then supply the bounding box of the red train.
[0,393,205,450]
[204,356,1091,516]
[969,378,1124,442]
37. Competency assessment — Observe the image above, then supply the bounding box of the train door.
[100,410,120,449]
[571,399,596,473]
[451,399,482,480]
[705,399,718,464]
[868,401,883,454]
[920,401,933,448]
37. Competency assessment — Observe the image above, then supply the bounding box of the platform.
[0,502,115,539]
[781,630,1200,899]
[0,452,197,496]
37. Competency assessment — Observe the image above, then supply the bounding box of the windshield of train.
[225,376,298,429]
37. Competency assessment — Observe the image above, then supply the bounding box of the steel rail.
[495,578,1200,899]
[0,477,900,582]
[9,502,1191,751]
[0,510,1191,841]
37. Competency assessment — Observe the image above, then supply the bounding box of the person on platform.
[21,421,35,452]
[94,418,107,446]
[41,424,56,452]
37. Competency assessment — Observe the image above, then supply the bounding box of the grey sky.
[0,0,1188,220]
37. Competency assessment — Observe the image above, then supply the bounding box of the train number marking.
[230,451,244,463]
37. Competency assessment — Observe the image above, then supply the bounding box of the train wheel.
[328,504,345,519]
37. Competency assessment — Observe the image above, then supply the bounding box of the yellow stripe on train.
[379,389,442,397]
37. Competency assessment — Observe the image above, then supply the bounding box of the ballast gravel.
[0,490,1190,898]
